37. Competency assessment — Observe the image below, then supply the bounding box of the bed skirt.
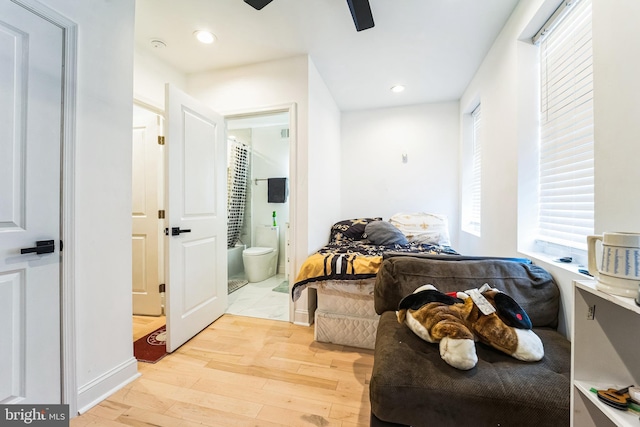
[311,278,379,350]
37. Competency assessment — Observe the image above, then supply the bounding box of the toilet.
[242,225,279,283]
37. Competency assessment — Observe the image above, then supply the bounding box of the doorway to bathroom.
[225,108,294,322]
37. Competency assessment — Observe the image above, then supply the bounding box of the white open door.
[0,0,63,403]
[165,84,227,352]
[132,111,163,316]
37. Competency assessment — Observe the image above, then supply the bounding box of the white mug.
[587,232,640,297]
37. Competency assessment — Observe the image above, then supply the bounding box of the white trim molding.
[76,358,140,414]
[60,17,78,419]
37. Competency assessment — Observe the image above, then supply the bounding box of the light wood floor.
[71,314,374,427]
[132,314,166,341]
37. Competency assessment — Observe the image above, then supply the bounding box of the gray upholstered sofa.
[369,255,571,427]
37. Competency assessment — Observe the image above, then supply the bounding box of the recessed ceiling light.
[194,30,216,44]
[391,85,405,93]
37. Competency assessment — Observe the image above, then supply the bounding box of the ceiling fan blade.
[346,0,375,31]
[244,0,274,10]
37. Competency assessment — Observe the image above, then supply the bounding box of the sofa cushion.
[370,311,571,427]
[374,256,560,328]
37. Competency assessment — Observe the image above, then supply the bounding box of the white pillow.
[389,212,451,246]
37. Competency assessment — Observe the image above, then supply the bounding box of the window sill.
[518,249,594,280]
[461,227,481,238]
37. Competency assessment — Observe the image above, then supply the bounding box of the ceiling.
[135,0,521,111]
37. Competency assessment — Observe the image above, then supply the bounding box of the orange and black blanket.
[291,241,457,301]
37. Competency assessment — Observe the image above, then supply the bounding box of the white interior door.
[165,84,227,352]
[132,110,162,316]
[0,1,63,403]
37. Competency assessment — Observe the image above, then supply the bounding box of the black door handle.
[169,227,191,236]
[21,240,55,255]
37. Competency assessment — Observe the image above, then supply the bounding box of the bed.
[292,214,457,350]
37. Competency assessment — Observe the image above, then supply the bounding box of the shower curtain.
[227,139,250,248]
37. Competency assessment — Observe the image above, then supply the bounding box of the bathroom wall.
[251,125,290,273]
[229,122,290,275]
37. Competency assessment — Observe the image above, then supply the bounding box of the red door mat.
[134,325,167,363]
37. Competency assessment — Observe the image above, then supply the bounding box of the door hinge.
[158,135,165,145]
[159,283,166,293]
[60,240,63,252]
[158,209,165,219]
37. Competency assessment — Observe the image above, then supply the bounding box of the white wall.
[458,2,528,257]
[251,125,290,272]
[308,60,342,249]
[458,0,640,337]
[457,0,580,336]
[340,102,460,247]
[39,0,137,413]
[134,48,187,109]
[592,0,640,234]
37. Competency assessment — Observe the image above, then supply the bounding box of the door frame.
[14,0,79,415]
[132,99,166,316]
[224,103,298,321]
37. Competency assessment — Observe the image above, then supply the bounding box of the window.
[535,0,593,254]
[462,103,482,236]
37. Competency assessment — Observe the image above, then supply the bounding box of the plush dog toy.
[397,284,544,370]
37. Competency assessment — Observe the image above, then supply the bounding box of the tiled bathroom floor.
[226,274,289,321]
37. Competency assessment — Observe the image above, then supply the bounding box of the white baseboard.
[292,287,316,326]
[76,357,140,415]
[293,306,314,326]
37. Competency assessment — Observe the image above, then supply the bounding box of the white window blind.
[468,104,482,234]
[537,0,593,251]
